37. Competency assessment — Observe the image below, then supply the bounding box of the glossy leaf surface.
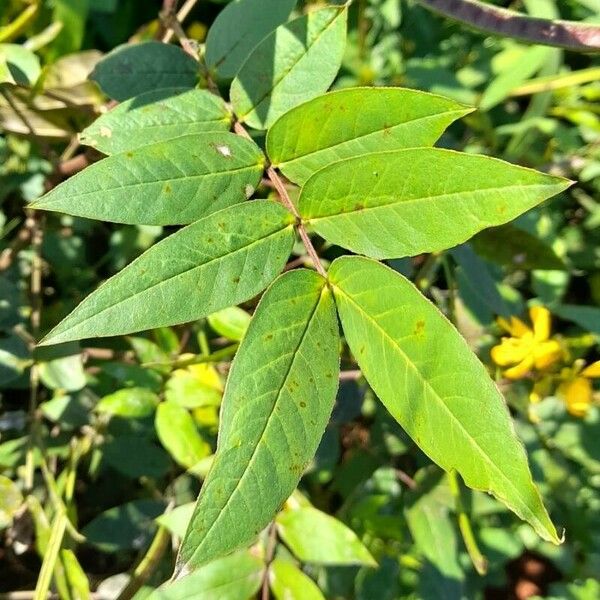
[329,256,559,543]
[230,7,347,129]
[299,149,571,259]
[40,202,295,345]
[267,87,472,184]
[176,269,339,572]
[32,133,265,225]
[80,88,231,155]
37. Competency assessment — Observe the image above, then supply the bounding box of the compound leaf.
[80,88,231,155]
[176,269,339,572]
[32,133,265,225]
[205,0,297,79]
[299,149,571,259]
[40,201,295,346]
[90,41,198,101]
[329,256,559,544]
[266,87,472,184]
[230,7,347,130]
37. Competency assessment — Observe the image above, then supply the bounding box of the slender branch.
[261,523,278,600]
[163,0,200,43]
[417,0,600,52]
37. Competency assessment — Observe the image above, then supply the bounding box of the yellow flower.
[491,306,563,380]
[558,360,600,418]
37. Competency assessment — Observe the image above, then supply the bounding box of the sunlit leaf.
[230,7,347,129]
[299,149,571,259]
[269,558,325,600]
[176,269,339,572]
[32,133,265,225]
[267,87,472,184]
[39,201,295,345]
[329,256,559,544]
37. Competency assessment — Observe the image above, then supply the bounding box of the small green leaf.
[329,256,559,544]
[276,506,376,566]
[205,0,297,79]
[39,201,295,345]
[39,353,86,392]
[176,269,339,572]
[0,474,23,529]
[96,388,159,418]
[32,133,265,225]
[150,551,264,600]
[102,436,171,479]
[165,366,222,409]
[269,558,325,600]
[553,304,600,335]
[266,87,472,184]
[156,503,195,539]
[90,41,198,101]
[299,149,571,259]
[155,402,211,469]
[80,88,231,155]
[0,43,40,86]
[230,7,347,129]
[207,306,251,341]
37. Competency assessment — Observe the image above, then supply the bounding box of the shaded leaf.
[553,304,600,335]
[276,506,376,566]
[176,269,339,572]
[39,201,295,345]
[230,7,347,129]
[267,87,472,184]
[205,0,297,79]
[80,88,231,155]
[102,436,171,479]
[299,149,571,259]
[329,256,559,543]
[32,133,265,225]
[90,41,198,101]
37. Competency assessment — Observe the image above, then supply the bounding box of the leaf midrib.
[332,283,543,531]
[36,162,261,206]
[186,284,327,566]
[304,183,555,222]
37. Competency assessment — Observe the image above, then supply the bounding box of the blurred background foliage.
[0,0,599,599]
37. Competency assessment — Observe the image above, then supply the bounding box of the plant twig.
[418,0,600,52]
[261,523,278,600]
[163,0,200,43]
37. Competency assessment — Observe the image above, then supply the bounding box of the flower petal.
[504,356,534,380]
[559,377,592,418]
[491,338,530,366]
[533,340,562,371]
[530,306,551,342]
[582,361,600,379]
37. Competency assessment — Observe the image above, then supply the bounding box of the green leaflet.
[266,87,472,184]
[0,43,40,86]
[276,506,376,566]
[39,201,295,346]
[90,41,198,101]
[32,133,265,225]
[270,559,325,600]
[205,0,297,79]
[329,256,559,544]
[299,149,571,259]
[230,7,347,130]
[80,88,232,155]
[150,551,264,600]
[176,269,339,572]
[155,402,211,469]
[298,148,570,258]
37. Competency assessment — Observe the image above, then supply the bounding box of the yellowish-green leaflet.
[299,149,571,259]
[266,87,473,184]
[176,269,340,572]
[40,201,295,346]
[329,256,560,544]
[80,88,232,155]
[31,133,265,225]
[230,6,347,130]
